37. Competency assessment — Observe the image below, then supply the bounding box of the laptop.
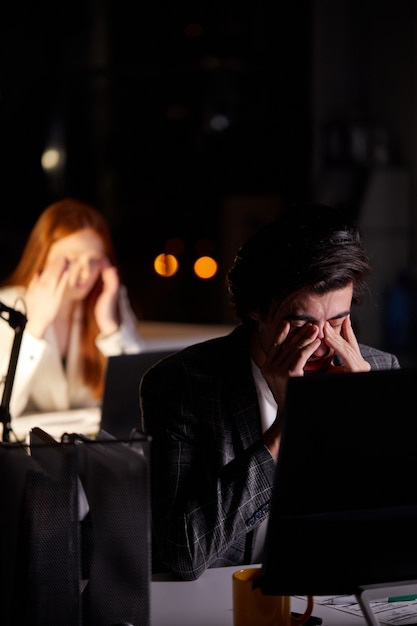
[257,366,417,597]
[100,350,175,440]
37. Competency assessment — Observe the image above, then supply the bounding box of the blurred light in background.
[154,253,179,277]
[193,255,218,279]
[209,114,230,132]
[41,147,64,171]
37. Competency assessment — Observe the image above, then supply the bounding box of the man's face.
[253,284,354,373]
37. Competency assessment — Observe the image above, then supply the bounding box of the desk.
[7,322,234,442]
[150,566,368,626]
[139,320,234,351]
[9,407,101,442]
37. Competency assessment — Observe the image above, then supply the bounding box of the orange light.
[193,256,218,279]
[154,253,179,277]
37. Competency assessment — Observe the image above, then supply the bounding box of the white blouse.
[0,285,144,418]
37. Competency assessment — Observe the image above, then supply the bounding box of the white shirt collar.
[251,359,278,433]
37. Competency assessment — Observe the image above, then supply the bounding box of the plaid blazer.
[140,325,400,581]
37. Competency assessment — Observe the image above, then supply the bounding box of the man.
[140,203,400,581]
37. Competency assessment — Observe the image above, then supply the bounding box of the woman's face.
[46,228,106,300]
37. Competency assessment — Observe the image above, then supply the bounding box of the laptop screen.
[100,350,175,440]
[257,366,417,596]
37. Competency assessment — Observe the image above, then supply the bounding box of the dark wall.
[0,2,313,323]
[12,0,417,332]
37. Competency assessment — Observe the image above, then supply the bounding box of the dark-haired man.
[141,203,400,581]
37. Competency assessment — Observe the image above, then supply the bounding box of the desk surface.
[8,322,234,442]
[139,320,234,350]
[150,566,368,626]
[9,407,101,442]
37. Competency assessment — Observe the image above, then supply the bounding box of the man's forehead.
[275,285,353,316]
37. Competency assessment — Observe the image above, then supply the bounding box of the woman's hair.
[3,198,119,398]
[226,202,372,327]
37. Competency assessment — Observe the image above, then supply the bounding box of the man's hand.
[260,321,321,460]
[261,321,320,405]
[323,316,371,373]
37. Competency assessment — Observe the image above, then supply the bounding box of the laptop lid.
[257,366,417,596]
[100,350,175,440]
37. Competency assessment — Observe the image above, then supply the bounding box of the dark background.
[1,0,417,363]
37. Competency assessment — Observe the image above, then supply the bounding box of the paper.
[314,595,417,625]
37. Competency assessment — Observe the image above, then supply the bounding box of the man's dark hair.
[226,203,371,327]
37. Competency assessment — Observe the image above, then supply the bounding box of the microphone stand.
[0,305,27,442]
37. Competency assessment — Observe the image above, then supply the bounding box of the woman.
[0,198,144,417]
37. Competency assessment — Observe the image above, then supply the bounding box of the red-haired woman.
[0,198,143,417]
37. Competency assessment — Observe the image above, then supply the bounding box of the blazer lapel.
[226,349,262,451]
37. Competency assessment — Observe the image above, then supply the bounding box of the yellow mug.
[233,567,314,626]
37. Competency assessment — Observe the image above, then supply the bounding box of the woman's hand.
[25,256,70,338]
[94,259,120,336]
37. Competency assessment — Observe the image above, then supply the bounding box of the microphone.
[0,301,27,331]
[0,301,27,441]
[0,301,19,315]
